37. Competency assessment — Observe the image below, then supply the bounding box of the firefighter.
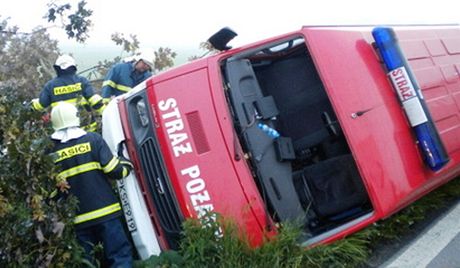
[31,54,105,132]
[49,102,133,267]
[101,55,153,102]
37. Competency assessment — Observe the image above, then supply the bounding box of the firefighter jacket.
[51,130,130,229]
[101,62,152,99]
[32,73,105,115]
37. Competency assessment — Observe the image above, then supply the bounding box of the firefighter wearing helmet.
[31,54,105,131]
[101,54,153,102]
[49,102,133,266]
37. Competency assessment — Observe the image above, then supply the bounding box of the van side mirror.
[207,27,238,51]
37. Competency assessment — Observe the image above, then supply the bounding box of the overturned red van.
[102,25,460,258]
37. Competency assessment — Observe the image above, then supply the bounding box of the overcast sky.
[2,0,460,61]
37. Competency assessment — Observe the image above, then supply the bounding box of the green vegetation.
[2,2,460,267]
[0,89,88,267]
[0,4,179,266]
[137,178,460,268]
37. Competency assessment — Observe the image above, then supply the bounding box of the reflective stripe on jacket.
[101,62,152,98]
[34,74,105,113]
[52,132,128,229]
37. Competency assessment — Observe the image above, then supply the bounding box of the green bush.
[138,213,369,268]
[0,88,86,267]
[138,177,460,268]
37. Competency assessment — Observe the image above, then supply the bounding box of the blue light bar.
[372,27,449,171]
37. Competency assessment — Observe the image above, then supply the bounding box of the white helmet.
[54,54,76,70]
[50,102,80,130]
[124,53,153,69]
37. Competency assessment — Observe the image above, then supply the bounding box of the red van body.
[102,25,460,257]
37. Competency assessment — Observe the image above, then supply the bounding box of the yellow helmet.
[50,102,80,130]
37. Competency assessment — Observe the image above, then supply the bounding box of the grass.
[135,177,460,268]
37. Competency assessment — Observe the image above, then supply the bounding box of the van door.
[301,26,460,217]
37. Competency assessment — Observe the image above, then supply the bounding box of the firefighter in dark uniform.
[101,55,153,102]
[49,102,133,267]
[32,54,105,132]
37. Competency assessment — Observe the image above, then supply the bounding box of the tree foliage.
[2,2,181,266]
[0,14,89,267]
[188,41,219,61]
[87,33,178,85]
[110,32,178,73]
[111,32,140,55]
[46,0,93,43]
[80,32,140,89]
[154,47,177,72]
[0,88,86,267]
[0,17,59,99]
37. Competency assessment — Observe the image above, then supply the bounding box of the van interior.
[222,36,373,240]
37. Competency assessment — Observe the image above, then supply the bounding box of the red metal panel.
[401,40,430,59]
[414,66,444,89]
[185,111,211,154]
[442,38,460,54]
[425,39,448,56]
[147,67,269,245]
[440,64,459,83]
[408,30,460,155]
[302,26,460,220]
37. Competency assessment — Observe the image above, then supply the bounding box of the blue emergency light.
[372,27,449,171]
